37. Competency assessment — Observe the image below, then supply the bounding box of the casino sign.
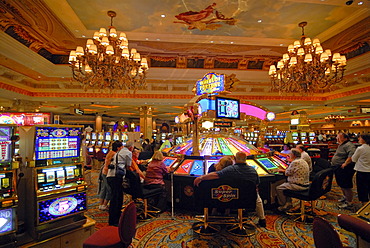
[211,185,239,202]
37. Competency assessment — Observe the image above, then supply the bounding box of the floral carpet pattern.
[85,170,357,248]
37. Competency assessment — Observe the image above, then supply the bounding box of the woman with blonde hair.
[144,150,169,212]
[215,156,234,171]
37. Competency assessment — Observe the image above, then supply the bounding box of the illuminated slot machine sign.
[37,192,87,224]
[0,126,13,169]
[36,165,83,192]
[113,132,120,141]
[91,132,97,141]
[105,132,111,141]
[246,159,269,176]
[174,159,204,176]
[0,208,16,235]
[255,157,279,173]
[0,172,14,199]
[34,126,82,162]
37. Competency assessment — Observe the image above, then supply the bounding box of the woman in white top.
[352,134,370,205]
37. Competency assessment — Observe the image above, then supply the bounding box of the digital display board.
[256,157,278,170]
[290,118,299,125]
[174,159,193,175]
[38,192,87,224]
[34,126,82,160]
[196,72,225,95]
[37,165,82,191]
[189,160,204,176]
[0,112,51,126]
[0,172,13,198]
[91,132,97,140]
[271,156,288,169]
[216,97,240,119]
[0,126,12,166]
[205,159,218,174]
[105,132,111,141]
[0,208,16,235]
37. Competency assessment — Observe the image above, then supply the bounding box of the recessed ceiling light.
[279,44,283,46]
[145,38,149,40]
[82,35,86,38]
[358,1,363,5]
[257,19,262,23]
[210,41,214,43]
[230,41,234,44]
[161,14,166,18]
[156,38,160,41]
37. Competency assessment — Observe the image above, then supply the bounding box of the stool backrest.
[313,217,343,248]
[196,178,257,210]
[309,167,333,200]
[118,201,137,246]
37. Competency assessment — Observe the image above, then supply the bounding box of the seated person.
[144,150,169,212]
[129,148,145,181]
[275,148,310,212]
[277,144,291,157]
[296,144,313,172]
[207,156,233,173]
[194,151,266,227]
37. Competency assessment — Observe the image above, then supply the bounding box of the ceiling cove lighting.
[269,22,346,94]
[69,11,148,93]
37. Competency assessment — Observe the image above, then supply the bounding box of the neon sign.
[196,73,225,95]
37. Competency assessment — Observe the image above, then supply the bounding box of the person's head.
[288,148,301,162]
[235,152,247,163]
[151,150,164,161]
[283,144,290,151]
[132,148,140,157]
[336,132,349,144]
[145,138,150,143]
[112,141,123,152]
[295,144,305,152]
[125,140,134,151]
[359,133,370,145]
[215,156,234,171]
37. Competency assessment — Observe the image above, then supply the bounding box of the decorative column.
[139,106,153,139]
[95,115,102,132]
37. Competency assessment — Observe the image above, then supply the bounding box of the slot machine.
[121,132,128,143]
[18,125,87,241]
[0,125,18,246]
[292,132,300,144]
[102,132,111,156]
[300,132,307,144]
[88,132,97,156]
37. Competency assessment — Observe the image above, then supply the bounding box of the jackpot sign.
[196,73,225,95]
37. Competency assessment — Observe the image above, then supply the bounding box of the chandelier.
[325,114,345,123]
[269,22,346,94]
[68,11,148,93]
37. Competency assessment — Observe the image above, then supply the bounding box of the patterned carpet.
[85,169,358,248]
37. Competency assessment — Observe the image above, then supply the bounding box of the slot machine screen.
[292,132,298,137]
[104,142,110,147]
[205,160,218,174]
[37,192,87,224]
[97,141,102,146]
[91,132,97,140]
[34,126,82,160]
[163,157,177,167]
[174,159,193,175]
[113,132,120,140]
[105,132,111,141]
[301,132,307,137]
[216,97,240,119]
[256,157,278,170]
[246,159,268,175]
[271,156,288,169]
[189,160,204,176]
[0,208,16,235]
[85,133,91,140]
[102,148,108,154]
[37,165,82,190]
[98,133,104,140]
[309,132,315,137]
[0,126,13,167]
[88,147,94,153]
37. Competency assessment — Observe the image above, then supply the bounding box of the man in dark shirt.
[194,151,266,227]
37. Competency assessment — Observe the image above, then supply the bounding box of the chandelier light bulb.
[304,53,312,62]
[106,45,114,55]
[332,53,341,62]
[315,45,323,54]
[297,48,305,56]
[85,64,92,73]
[289,57,297,66]
[325,49,332,57]
[304,38,312,45]
[282,53,289,61]
[293,40,301,48]
[287,45,294,53]
[277,61,284,69]
[88,45,98,54]
[99,28,107,36]
[340,55,347,65]
[119,32,127,40]
[86,39,94,48]
[69,51,76,62]
[93,32,100,40]
[121,48,129,58]
[320,52,328,62]
[75,46,84,56]
[312,38,320,47]
[109,28,117,37]
[101,37,109,46]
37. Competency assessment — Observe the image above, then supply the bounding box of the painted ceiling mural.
[66,0,359,39]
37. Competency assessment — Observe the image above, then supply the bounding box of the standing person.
[144,150,169,212]
[352,134,370,206]
[194,152,267,227]
[296,144,312,172]
[106,141,133,226]
[160,136,173,151]
[129,148,145,181]
[98,141,123,211]
[275,148,310,212]
[142,138,152,152]
[331,133,356,209]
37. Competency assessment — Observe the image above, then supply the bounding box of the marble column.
[139,106,153,139]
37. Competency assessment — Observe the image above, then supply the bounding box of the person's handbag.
[108,154,125,178]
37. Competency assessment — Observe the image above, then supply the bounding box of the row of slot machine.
[264,135,285,144]
[0,124,88,246]
[160,153,289,210]
[85,131,129,159]
[243,132,259,146]
[292,131,316,144]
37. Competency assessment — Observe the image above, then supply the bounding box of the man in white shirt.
[296,144,312,172]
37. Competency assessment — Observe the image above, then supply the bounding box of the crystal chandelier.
[69,11,148,93]
[269,22,346,94]
[325,114,345,123]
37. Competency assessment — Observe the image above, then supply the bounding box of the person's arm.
[193,172,219,187]
[341,144,356,168]
[341,157,353,169]
[351,147,361,163]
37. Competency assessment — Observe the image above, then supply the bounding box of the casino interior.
[0,0,370,247]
